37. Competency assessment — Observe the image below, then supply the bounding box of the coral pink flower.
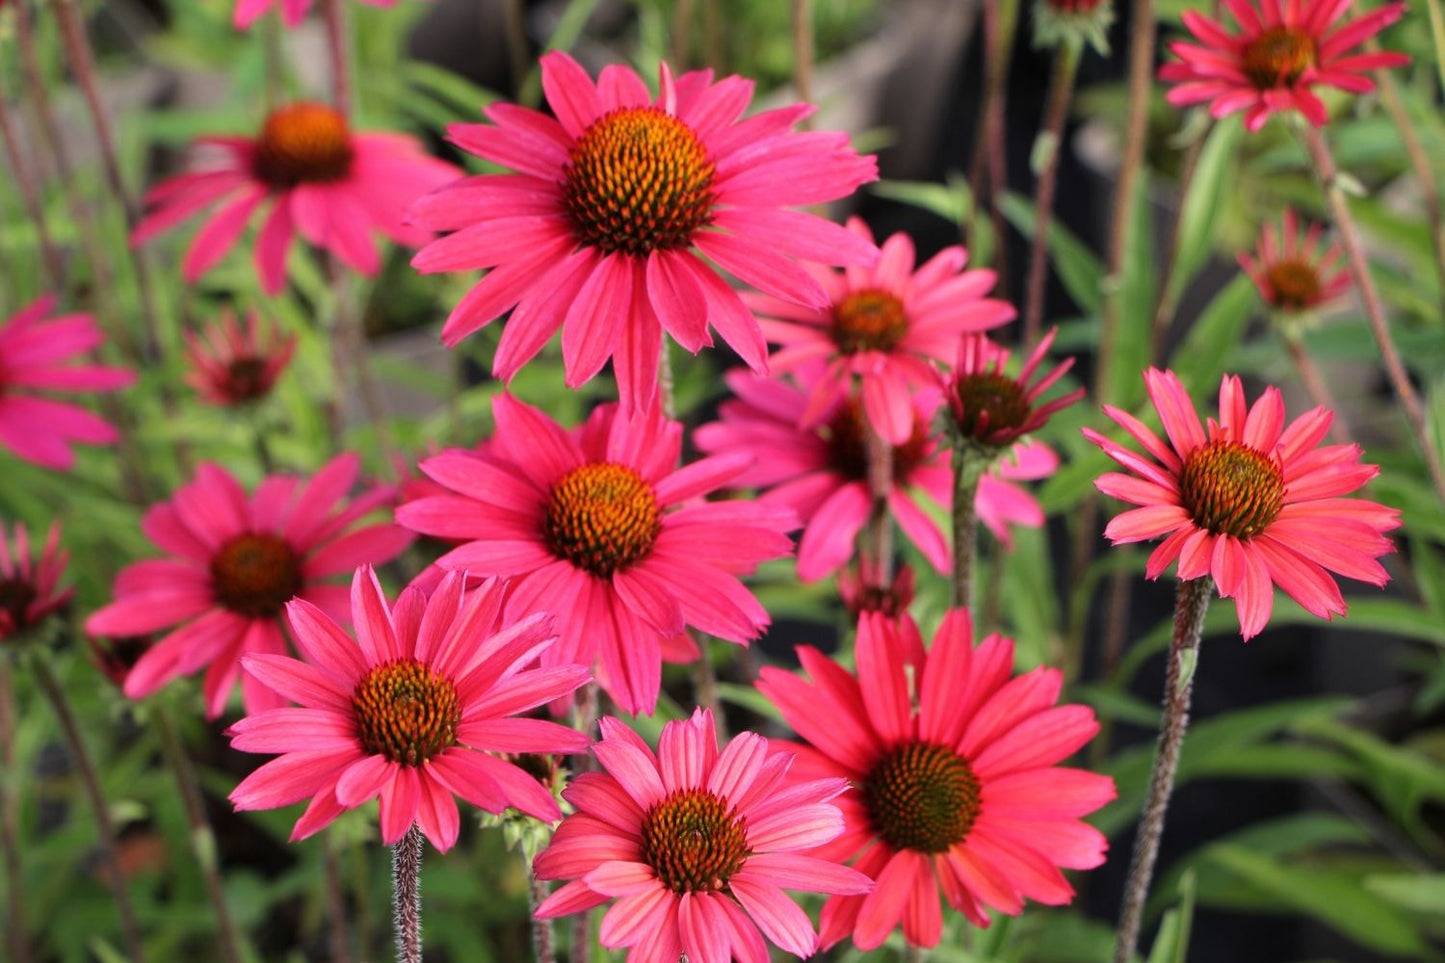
[1158,0,1408,132]
[0,522,73,641]
[185,309,297,406]
[694,370,1057,580]
[87,454,413,717]
[408,51,879,412]
[839,558,917,618]
[0,296,133,470]
[234,0,395,29]
[533,707,872,960]
[396,395,795,715]
[1085,369,1401,638]
[756,611,1112,949]
[133,103,460,294]
[947,328,1084,449]
[756,217,1013,444]
[1238,208,1350,313]
[229,567,590,851]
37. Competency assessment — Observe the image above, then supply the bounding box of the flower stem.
[1022,39,1081,344]
[1281,328,1353,445]
[569,682,599,963]
[1301,125,1445,507]
[150,705,245,963]
[329,260,398,477]
[29,652,146,963]
[969,0,1020,284]
[864,424,896,590]
[0,662,30,963]
[792,0,816,125]
[262,10,286,109]
[0,89,65,288]
[1112,577,1211,963]
[391,825,424,963]
[949,444,987,611]
[323,0,354,119]
[528,871,556,963]
[501,0,530,96]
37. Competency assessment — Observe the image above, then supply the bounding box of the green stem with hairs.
[0,662,29,963]
[392,825,424,963]
[949,444,989,611]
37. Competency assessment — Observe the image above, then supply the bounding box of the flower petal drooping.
[1237,208,1351,316]
[0,522,73,642]
[185,309,298,406]
[947,327,1084,450]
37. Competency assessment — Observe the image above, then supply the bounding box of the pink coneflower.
[695,370,1057,578]
[533,708,872,959]
[1238,208,1350,314]
[1084,368,1401,639]
[947,328,1084,450]
[756,217,1013,444]
[1158,0,1408,132]
[233,0,396,29]
[756,611,1112,949]
[0,296,133,470]
[133,103,460,294]
[0,522,72,641]
[839,558,916,618]
[408,51,880,411]
[229,567,590,851]
[86,454,413,717]
[395,395,795,715]
[185,309,298,406]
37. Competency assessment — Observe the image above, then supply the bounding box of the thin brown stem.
[792,0,816,127]
[502,0,530,96]
[1371,57,1445,316]
[322,832,353,963]
[330,262,398,477]
[0,663,29,963]
[864,425,896,589]
[1113,577,1211,963]
[1023,40,1081,344]
[151,706,245,963]
[323,0,354,119]
[1096,0,1156,397]
[1282,329,1354,445]
[702,0,724,71]
[671,0,696,67]
[969,0,1021,286]
[392,825,424,963]
[949,444,988,610]
[1100,567,1134,680]
[528,872,555,963]
[31,653,146,962]
[0,91,65,287]
[1302,125,1445,507]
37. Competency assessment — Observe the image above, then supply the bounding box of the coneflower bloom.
[185,309,297,406]
[947,328,1084,450]
[1084,369,1401,639]
[86,454,413,717]
[1238,208,1350,314]
[408,51,880,411]
[756,611,1112,949]
[1158,0,1408,132]
[0,522,72,641]
[395,395,795,715]
[839,558,916,618]
[229,567,591,851]
[132,103,460,294]
[756,217,1013,444]
[533,708,873,960]
[695,371,1056,579]
[0,296,134,470]
[233,0,396,29]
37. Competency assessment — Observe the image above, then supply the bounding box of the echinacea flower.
[229,567,591,851]
[0,522,72,641]
[233,0,395,29]
[86,454,413,717]
[533,708,873,960]
[1237,208,1350,314]
[694,370,1058,579]
[185,308,297,406]
[756,610,1112,949]
[396,395,795,715]
[839,558,916,618]
[1158,0,1408,132]
[407,51,880,411]
[0,296,134,470]
[133,103,460,294]
[756,217,1013,444]
[1084,368,1401,638]
[1033,0,1115,53]
[947,328,1084,450]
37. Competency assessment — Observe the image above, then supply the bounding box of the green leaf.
[1106,168,1158,407]
[1364,874,1445,914]
[1168,117,1243,301]
[870,175,974,228]
[1000,190,1104,314]
[1145,871,1195,963]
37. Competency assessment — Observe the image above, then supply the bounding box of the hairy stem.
[528,871,556,963]
[1022,39,1081,343]
[1113,577,1211,963]
[391,825,424,963]
[1282,328,1354,445]
[969,0,1021,285]
[949,444,988,610]
[0,663,29,963]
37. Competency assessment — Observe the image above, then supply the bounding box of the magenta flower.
[1158,0,1408,132]
[0,522,72,641]
[185,309,297,406]
[133,103,460,294]
[0,296,133,470]
[533,708,872,959]
[87,454,413,717]
[757,611,1112,949]
[756,217,1013,444]
[1085,369,1401,638]
[396,395,795,715]
[1238,208,1350,313]
[408,51,880,411]
[947,328,1084,449]
[234,0,396,29]
[230,567,590,851]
